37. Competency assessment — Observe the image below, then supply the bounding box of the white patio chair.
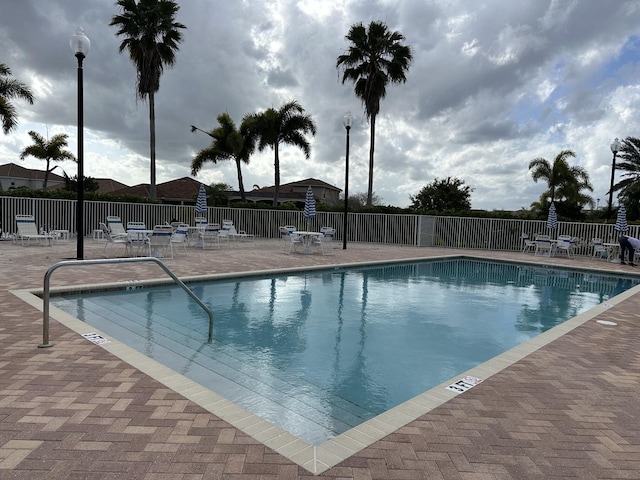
[521,233,536,254]
[15,214,54,246]
[199,223,221,250]
[555,235,573,258]
[147,225,174,259]
[310,232,330,255]
[106,216,128,239]
[171,223,189,256]
[318,227,335,254]
[592,238,608,260]
[217,219,234,242]
[534,234,555,257]
[100,222,131,257]
[282,230,303,254]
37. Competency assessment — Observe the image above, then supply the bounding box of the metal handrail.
[39,257,214,348]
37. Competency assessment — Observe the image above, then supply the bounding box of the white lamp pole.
[70,27,90,260]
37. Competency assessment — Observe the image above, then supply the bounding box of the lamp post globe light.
[342,112,352,250]
[70,27,90,260]
[608,137,622,219]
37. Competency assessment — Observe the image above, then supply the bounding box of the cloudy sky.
[1,0,640,210]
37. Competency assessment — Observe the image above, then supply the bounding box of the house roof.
[251,178,341,194]
[0,162,65,183]
[111,177,206,202]
[94,178,129,194]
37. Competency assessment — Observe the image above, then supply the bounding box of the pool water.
[50,258,639,445]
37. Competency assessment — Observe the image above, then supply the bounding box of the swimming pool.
[50,257,639,447]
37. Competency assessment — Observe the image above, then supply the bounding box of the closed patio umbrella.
[615,205,629,233]
[547,202,557,231]
[195,184,207,217]
[303,186,316,230]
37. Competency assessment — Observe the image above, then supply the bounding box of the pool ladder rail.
[39,257,214,348]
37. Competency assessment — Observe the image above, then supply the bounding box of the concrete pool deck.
[1,238,640,478]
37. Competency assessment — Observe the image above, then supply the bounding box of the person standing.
[618,235,640,265]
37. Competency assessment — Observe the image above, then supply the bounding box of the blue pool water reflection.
[51,258,639,444]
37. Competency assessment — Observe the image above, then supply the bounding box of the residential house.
[229,178,342,207]
[110,177,206,205]
[0,162,66,191]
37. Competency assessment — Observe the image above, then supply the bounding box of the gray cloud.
[1,0,639,209]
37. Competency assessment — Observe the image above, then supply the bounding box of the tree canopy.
[243,101,316,206]
[190,113,254,202]
[612,136,640,219]
[410,177,473,213]
[0,63,35,134]
[110,0,186,199]
[19,130,75,189]
[528,149,594,219]
[337,20,413,206]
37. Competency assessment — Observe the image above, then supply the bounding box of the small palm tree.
[190,113,254,202]
[110,0,186,200]
[244,101,317,206]
[0,63,35,134]
[528,149,594,212]
[337,21,413,205]
[20,131,75,189]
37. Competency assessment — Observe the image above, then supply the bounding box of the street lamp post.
[70,27,90,260]
[342,112,352,250]
[608,137,622,219]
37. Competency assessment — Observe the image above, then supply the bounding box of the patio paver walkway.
[1,238,639,479]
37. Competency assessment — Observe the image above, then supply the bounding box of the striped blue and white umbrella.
[303,186,316,229]
[547,202,557,230]
[195,184,207,216]
[615,204,629,233]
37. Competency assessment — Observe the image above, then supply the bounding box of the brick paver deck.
[1,238,639,479]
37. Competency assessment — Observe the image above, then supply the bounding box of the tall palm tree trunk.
[367,115,377,206]
[149,91,157,200]
[43,159,51,189]
[235,160,246,202]
[273,144,280,206]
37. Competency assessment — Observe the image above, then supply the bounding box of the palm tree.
[190,113,254,202]
[611,137,640,212]
[110,0,186,200]
[19,131,75,189]
[244,101,317,206]
[0,63,35,134]
[528,149,594,214]
[336,21,413,206]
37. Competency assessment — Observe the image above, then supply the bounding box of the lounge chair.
[106,216,128,239]
[219,220,254,241]
[15,214,54,246]
[147,225,174,259]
